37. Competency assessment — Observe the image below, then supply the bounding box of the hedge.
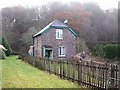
[93,44,120,59]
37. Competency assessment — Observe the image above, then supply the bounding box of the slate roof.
[33,19,77,38]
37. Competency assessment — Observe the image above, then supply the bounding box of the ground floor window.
[58,46,65,57]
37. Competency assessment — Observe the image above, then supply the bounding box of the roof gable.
[51,20,68,28]
[33,20,77,37]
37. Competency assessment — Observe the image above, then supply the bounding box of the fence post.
[80,61,83,86]
[105,63,108,90]
[33,57,36,67]
[89,61,92,88]
[102,64,105,89]
[67,60,70,80]
[63,60,65,78]
[31,56,34,65]
[60,60,62,78]
[119,63,120,89]
[56,61,59,76]
[78,62,80,85]
[54,61,56,75]
[91,61,94,89]
[109,64,115,88]
[35,57,38,67]
[115,64,118,88]
[72,61,75,82]
[86,61,88,87]
[49,60,51,74]
[97,64,99,88]
[44,59,46,71]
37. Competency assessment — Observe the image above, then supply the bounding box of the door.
[43,48,53,60]
[45,50,52,59]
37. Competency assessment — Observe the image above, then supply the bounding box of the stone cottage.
[33,20,77,60]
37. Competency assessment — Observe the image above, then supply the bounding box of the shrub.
[0,49,6,59]
[2,37,12,56]
[93,44,120,59]
[103,44,118,58]
[118,45,120,58]
[93,44,105,58]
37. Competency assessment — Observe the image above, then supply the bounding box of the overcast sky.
[0,0,119,10]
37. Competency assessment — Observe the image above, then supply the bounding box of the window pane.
[59,47,61,55]
[60,30,63,38]
[57,31,59,38]
[59,46,65,56]
[62,47,64,55]
[56,29,63,39]
[56,30,59,38]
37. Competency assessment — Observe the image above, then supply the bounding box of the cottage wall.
[40,28,76,60]
[34,36,42,57]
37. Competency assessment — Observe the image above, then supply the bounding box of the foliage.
[82,3,118,43]
[2,37,12,56]
[76,38,89,53]
[1,2,118,53]
[118,45,120,58]
[93,44,104,58]
[93,44,120,59]
[21,27,38,46]
[103,44,118,58]
[0,49,6,59]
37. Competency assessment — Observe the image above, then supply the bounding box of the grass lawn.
[1,56,84,88]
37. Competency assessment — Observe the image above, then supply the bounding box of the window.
[59,46,65,57]
[56,29,63,39]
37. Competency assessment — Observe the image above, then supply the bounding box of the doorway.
[43,45,53,60]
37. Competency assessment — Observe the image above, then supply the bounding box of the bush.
[118,45,120,58]
[0,49,6,59]
[104,44,118,58]
[93,44,120,59]
[2,37,12,56]
[93,44,105,58]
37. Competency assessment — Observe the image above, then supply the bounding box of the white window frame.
[56,29,63,39]
[58,46,65,57]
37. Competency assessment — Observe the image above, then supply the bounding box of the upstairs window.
[56,29,63,39]
[58,46,65,57]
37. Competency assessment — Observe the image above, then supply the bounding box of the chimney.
[64,19,68,24]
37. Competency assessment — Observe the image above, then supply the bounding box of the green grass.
[40,59,106,87]
[1,56,83,88]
